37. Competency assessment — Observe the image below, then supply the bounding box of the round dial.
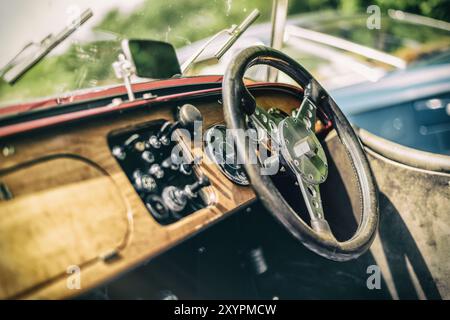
[204,125,249,186]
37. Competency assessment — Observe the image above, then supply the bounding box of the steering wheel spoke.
[250,106,284,142]
[294,96,317,132]
[296,174,334,238]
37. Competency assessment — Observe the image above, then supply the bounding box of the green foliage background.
[1,0,449,104]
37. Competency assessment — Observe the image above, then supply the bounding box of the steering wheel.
[222,46,378,261]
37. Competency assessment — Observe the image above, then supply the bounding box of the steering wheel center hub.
[279,116,328,185]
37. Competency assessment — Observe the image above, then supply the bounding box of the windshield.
[0,0,273,106]
[183,11,450,89]
[302,13,450,64]
[1,1,449,106]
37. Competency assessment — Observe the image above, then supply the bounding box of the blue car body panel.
[331,63,450,155]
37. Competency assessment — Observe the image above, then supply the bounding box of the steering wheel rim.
[222,46,379,261]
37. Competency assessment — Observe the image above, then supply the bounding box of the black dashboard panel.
[108,119,208,225]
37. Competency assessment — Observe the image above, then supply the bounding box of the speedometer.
[204,125,250,186]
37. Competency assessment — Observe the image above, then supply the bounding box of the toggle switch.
[161,175,210,213]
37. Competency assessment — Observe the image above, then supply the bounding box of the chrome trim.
[286,25,407,69]
[268,0,289,82]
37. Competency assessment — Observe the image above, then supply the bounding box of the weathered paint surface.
[367,150,450,299]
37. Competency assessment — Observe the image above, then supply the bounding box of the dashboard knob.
[158,104,203,144]
[161,156,172,168]
[141,175,157,191]
[158,121,176,145]
[134,140,146,152]
[162,186,187,212]
[124,133,147,152]
[178,104,203,128]
[180,160,194,175]
[145,195,169,221]
[112,145,126,160]
[148,135,161,149]
[161,155,180,170]
[141,150,155,164]
[149,163,164,179]
[133,170,157,192]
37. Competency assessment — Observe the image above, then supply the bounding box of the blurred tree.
[95,0,275,48]
[349,0,450,21]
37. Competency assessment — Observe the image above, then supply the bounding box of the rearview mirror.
[122,39,181,79]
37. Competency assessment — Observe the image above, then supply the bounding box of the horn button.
[279,116,328,185]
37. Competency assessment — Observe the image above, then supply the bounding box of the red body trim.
[0,75,223,116]
[0,76,302,138]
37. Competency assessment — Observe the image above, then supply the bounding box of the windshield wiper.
[0,8,93,84]
[181,9,260,74]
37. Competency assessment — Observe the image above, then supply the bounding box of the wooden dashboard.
[0,88,302,299]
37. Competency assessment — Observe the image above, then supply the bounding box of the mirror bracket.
[112,53,136,102]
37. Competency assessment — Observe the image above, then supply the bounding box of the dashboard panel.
[0,87,302,299]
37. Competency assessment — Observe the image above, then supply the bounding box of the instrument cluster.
[204,124,249,186]
[108,109,210,225]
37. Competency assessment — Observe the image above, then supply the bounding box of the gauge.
[204,125,250,185]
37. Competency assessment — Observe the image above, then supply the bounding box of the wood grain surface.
[0,90,301,299]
